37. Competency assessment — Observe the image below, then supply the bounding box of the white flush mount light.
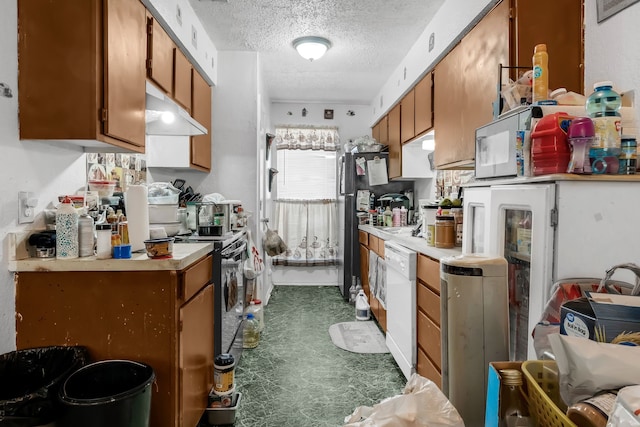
[421,130,435,151]
[293,36,331,61]
[161,111,176,124]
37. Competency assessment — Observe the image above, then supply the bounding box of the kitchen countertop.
[359,225,462,260]
[8,242,213,272]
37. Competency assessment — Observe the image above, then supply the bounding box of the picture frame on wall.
[324,109,334,120]
[597,0,640,22]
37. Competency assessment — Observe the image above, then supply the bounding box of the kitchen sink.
[380,226,414,235]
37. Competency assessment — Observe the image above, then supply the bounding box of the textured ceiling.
[188,0,446,105]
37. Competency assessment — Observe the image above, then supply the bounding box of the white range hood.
[145,81,207,136]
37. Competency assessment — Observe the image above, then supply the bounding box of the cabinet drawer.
[359,230,369,245]
[417,346,442,389]
[417,310,441,370]
[417,281,441,327]
[182,255,212,302]
[417,254,440,293]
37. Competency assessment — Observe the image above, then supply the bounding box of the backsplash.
[87,153,147,193]
[435,169,474,199]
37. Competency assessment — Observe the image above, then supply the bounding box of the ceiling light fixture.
[292,36,331,61]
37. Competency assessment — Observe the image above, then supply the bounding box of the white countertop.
[8,243,213,272]
[359,225,462,260]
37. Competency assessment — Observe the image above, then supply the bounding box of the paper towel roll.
[124,185,150,252]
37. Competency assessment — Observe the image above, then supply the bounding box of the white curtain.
[273,199,339,266]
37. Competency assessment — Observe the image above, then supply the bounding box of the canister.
[435,215,455,249]
[213,353,235,396]
[619,136,637,175]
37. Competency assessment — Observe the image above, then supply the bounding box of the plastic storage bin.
[58,359,155,427]
[521,360,577,427]
[204,392,242,426]
[0,346,89,427]
[531,112,574,175]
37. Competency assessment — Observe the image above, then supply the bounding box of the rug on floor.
[329,321,389,354]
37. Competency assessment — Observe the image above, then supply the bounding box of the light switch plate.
[18,191,36,224]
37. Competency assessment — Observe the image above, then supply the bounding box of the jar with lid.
[619,136,637,175]
[96,224,112,259]
[434,216,455,249]
[213,353,235,396]
[499,369,532,426]
[567,390,618,427]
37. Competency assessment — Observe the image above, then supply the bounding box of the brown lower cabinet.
[416,253,442,388]
[15,255,215,427]
[358,230,386,332]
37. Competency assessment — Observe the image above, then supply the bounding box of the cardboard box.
[485,361,527,427]
[560,293,640,342]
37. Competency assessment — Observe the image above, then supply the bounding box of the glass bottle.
[243,313,260,349]
[499,369,532,427]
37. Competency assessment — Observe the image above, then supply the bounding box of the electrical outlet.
[176,5,182,26]
[191,25,198,49]
[18,191,38,224]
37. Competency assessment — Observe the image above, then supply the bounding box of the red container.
[531,112,575,175]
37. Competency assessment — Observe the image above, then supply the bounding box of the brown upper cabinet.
[191,69,213,171]
[387,104,402,179]
[433,0,583,169]
[147,16,174,96]
[414,72,434,136]
[173,48,193,113]
[379,115,389,145]
[400,89,415,144]
[18,0,147,152]
[372,122,381,144]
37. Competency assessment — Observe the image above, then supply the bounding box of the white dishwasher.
[384,241,417,379]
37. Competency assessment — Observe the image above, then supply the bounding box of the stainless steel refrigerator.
[337,152,414,299]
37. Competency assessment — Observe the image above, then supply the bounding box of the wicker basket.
[521,360,577,427]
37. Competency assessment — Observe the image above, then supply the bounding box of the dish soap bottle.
[383,206,393,227]
[56,196,79,259]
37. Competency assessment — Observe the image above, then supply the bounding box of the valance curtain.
[275,126,339,151]
[272,199,339,266]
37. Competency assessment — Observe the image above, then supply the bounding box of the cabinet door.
[512,0,583,94]
[359,243,370,298]
[379,115,389,145]
[191,69,212,171]
[388,104,402,179]
[433,42,464,168]
[147,17,173,94]
[401,89,415,144]
[174,47,192,113]
[372,122,380,143]
[103,0,146,148]
[414,72,433,136]
[180,284,214,427]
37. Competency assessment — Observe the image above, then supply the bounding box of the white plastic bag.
[549,334,640,406]
[343,373,465,427]
[244,230,264,279]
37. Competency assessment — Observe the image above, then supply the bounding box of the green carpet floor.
[232,285,406,427]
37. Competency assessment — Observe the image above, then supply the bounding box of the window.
[276,149,337,200]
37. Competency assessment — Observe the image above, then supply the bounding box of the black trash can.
[58,360,155,427]
[0,346,89,427]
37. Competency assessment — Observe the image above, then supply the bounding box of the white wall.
[0,2,88,353]
[371,0,497,124]
[584,0,640,127]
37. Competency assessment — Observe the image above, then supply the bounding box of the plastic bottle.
[96,223,113,259]
[587,81,622,174]
[383,206,393,227]
[247,299,265,332]
[392,207,401,227]
[243,313,260,349]
[212,353,235,396]
[56,196,79,259]
[348,277,358,305]
[78,208,95,257]
[400,206,408,227]
[355,290,371,321]
[532,44,549,104]
[499,369,532,427]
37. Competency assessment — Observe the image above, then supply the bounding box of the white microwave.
[474,107,534,179]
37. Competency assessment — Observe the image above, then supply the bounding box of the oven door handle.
[222,242,247,259]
